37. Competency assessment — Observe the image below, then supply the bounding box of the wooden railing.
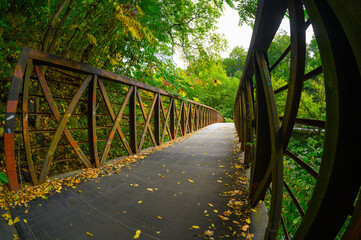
[233,0,361,239]
[4,48,223,191]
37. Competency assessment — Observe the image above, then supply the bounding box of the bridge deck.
[9,123,249,239]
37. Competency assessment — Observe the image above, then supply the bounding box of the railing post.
[170,98,175,139]
[188,103,192,133]
[88,74,99,167]
[154,93,161,145]
[129,86,138,154]
[181,101,185,136]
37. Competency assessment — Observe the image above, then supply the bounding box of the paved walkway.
[9,123,246,240]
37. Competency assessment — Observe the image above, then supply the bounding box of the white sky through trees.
[172,5,314,69]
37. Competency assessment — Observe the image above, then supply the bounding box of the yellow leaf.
[188,179,194,183]
[87,34,97,46]
[138,201,143,204]
[86,232,93,237]
[218,215,229,221]
[213,210,218,213]
[208,203,214,207]
[242,225,249,231]
[246,218,251,224]
[156,216,162,219]
[23,219,27,223]
[192,225,200,229]
[8,219,14,226]
[13,217,20,223]
[134,230,141,239]
[25,209,28,214]
[179,90,186,97]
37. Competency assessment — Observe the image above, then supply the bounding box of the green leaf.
[0,172,9,184]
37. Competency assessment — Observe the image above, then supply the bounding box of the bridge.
[2,0,361,239]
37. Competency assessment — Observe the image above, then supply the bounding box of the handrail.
[233,0,361,239]
[4,47,224,190]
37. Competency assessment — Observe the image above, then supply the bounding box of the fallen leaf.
[246,218,251,224]
[218,215,229,221]
[191,225,200,229]
[188,179,194,183]
[86,232,93,237]
[213,210,218,213]
[138,201,143,204]
[147,188,153,192]
[204,230,214,236]
[134,230,141,239]
[208,203,214,207]
[242,225,249,231]
[24,209,28,214]
[14,217,20,223]
[8,219,14,225]
[77,190,82,193]
[23,219,27,223]
[217,180,222,183]
[156,216,162,219]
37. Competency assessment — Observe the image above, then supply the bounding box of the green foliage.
[0,172,9,184]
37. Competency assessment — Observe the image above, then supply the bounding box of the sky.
[173,5,314,68]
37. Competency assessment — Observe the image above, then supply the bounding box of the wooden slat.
[22,60,38,185]
[98,79,133,155]
[284,180,305,217]
[138,94,158,150]
[38,73,93,183]
[136,90,157,146]
[35,66,92,170]
[154,93,161,145]
[99,86,134,165]
[170,98,175,139]
[255,51,283,239]
[88,75,99,167]
[160,97,172,143]
[129,86,138,153]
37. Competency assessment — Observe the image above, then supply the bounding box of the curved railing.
[4,48,223,191]
[234,0,361,239]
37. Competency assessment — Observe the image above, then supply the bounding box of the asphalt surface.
[7,123,245,240]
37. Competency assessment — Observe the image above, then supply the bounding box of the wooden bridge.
[3,0,361,239]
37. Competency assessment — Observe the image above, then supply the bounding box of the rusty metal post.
[88,75,99,167]
[154,93,161,145]
[129,86,138,154]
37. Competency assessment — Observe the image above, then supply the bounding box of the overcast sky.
[172,5,314,68]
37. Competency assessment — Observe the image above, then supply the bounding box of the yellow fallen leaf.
[134,230,141,239]
[23,219,27,223]
[25,209,28,214]
[8,219,14,226]
[138,201,143,204]
[242,225,249,231]
[208,203,214,207]
[156,216,162,219]
[188,179,194,183]
[213,210,218,213]
[246,218,251,224]
[147,188,153,192]
[251,208,256,212]
[192,225,200,229]
[219,165,225,167]
[204,230,214,236]
[86,232,93,237]
[14,217,20,223]
[77,190,82,193]
[218,215,229,221]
